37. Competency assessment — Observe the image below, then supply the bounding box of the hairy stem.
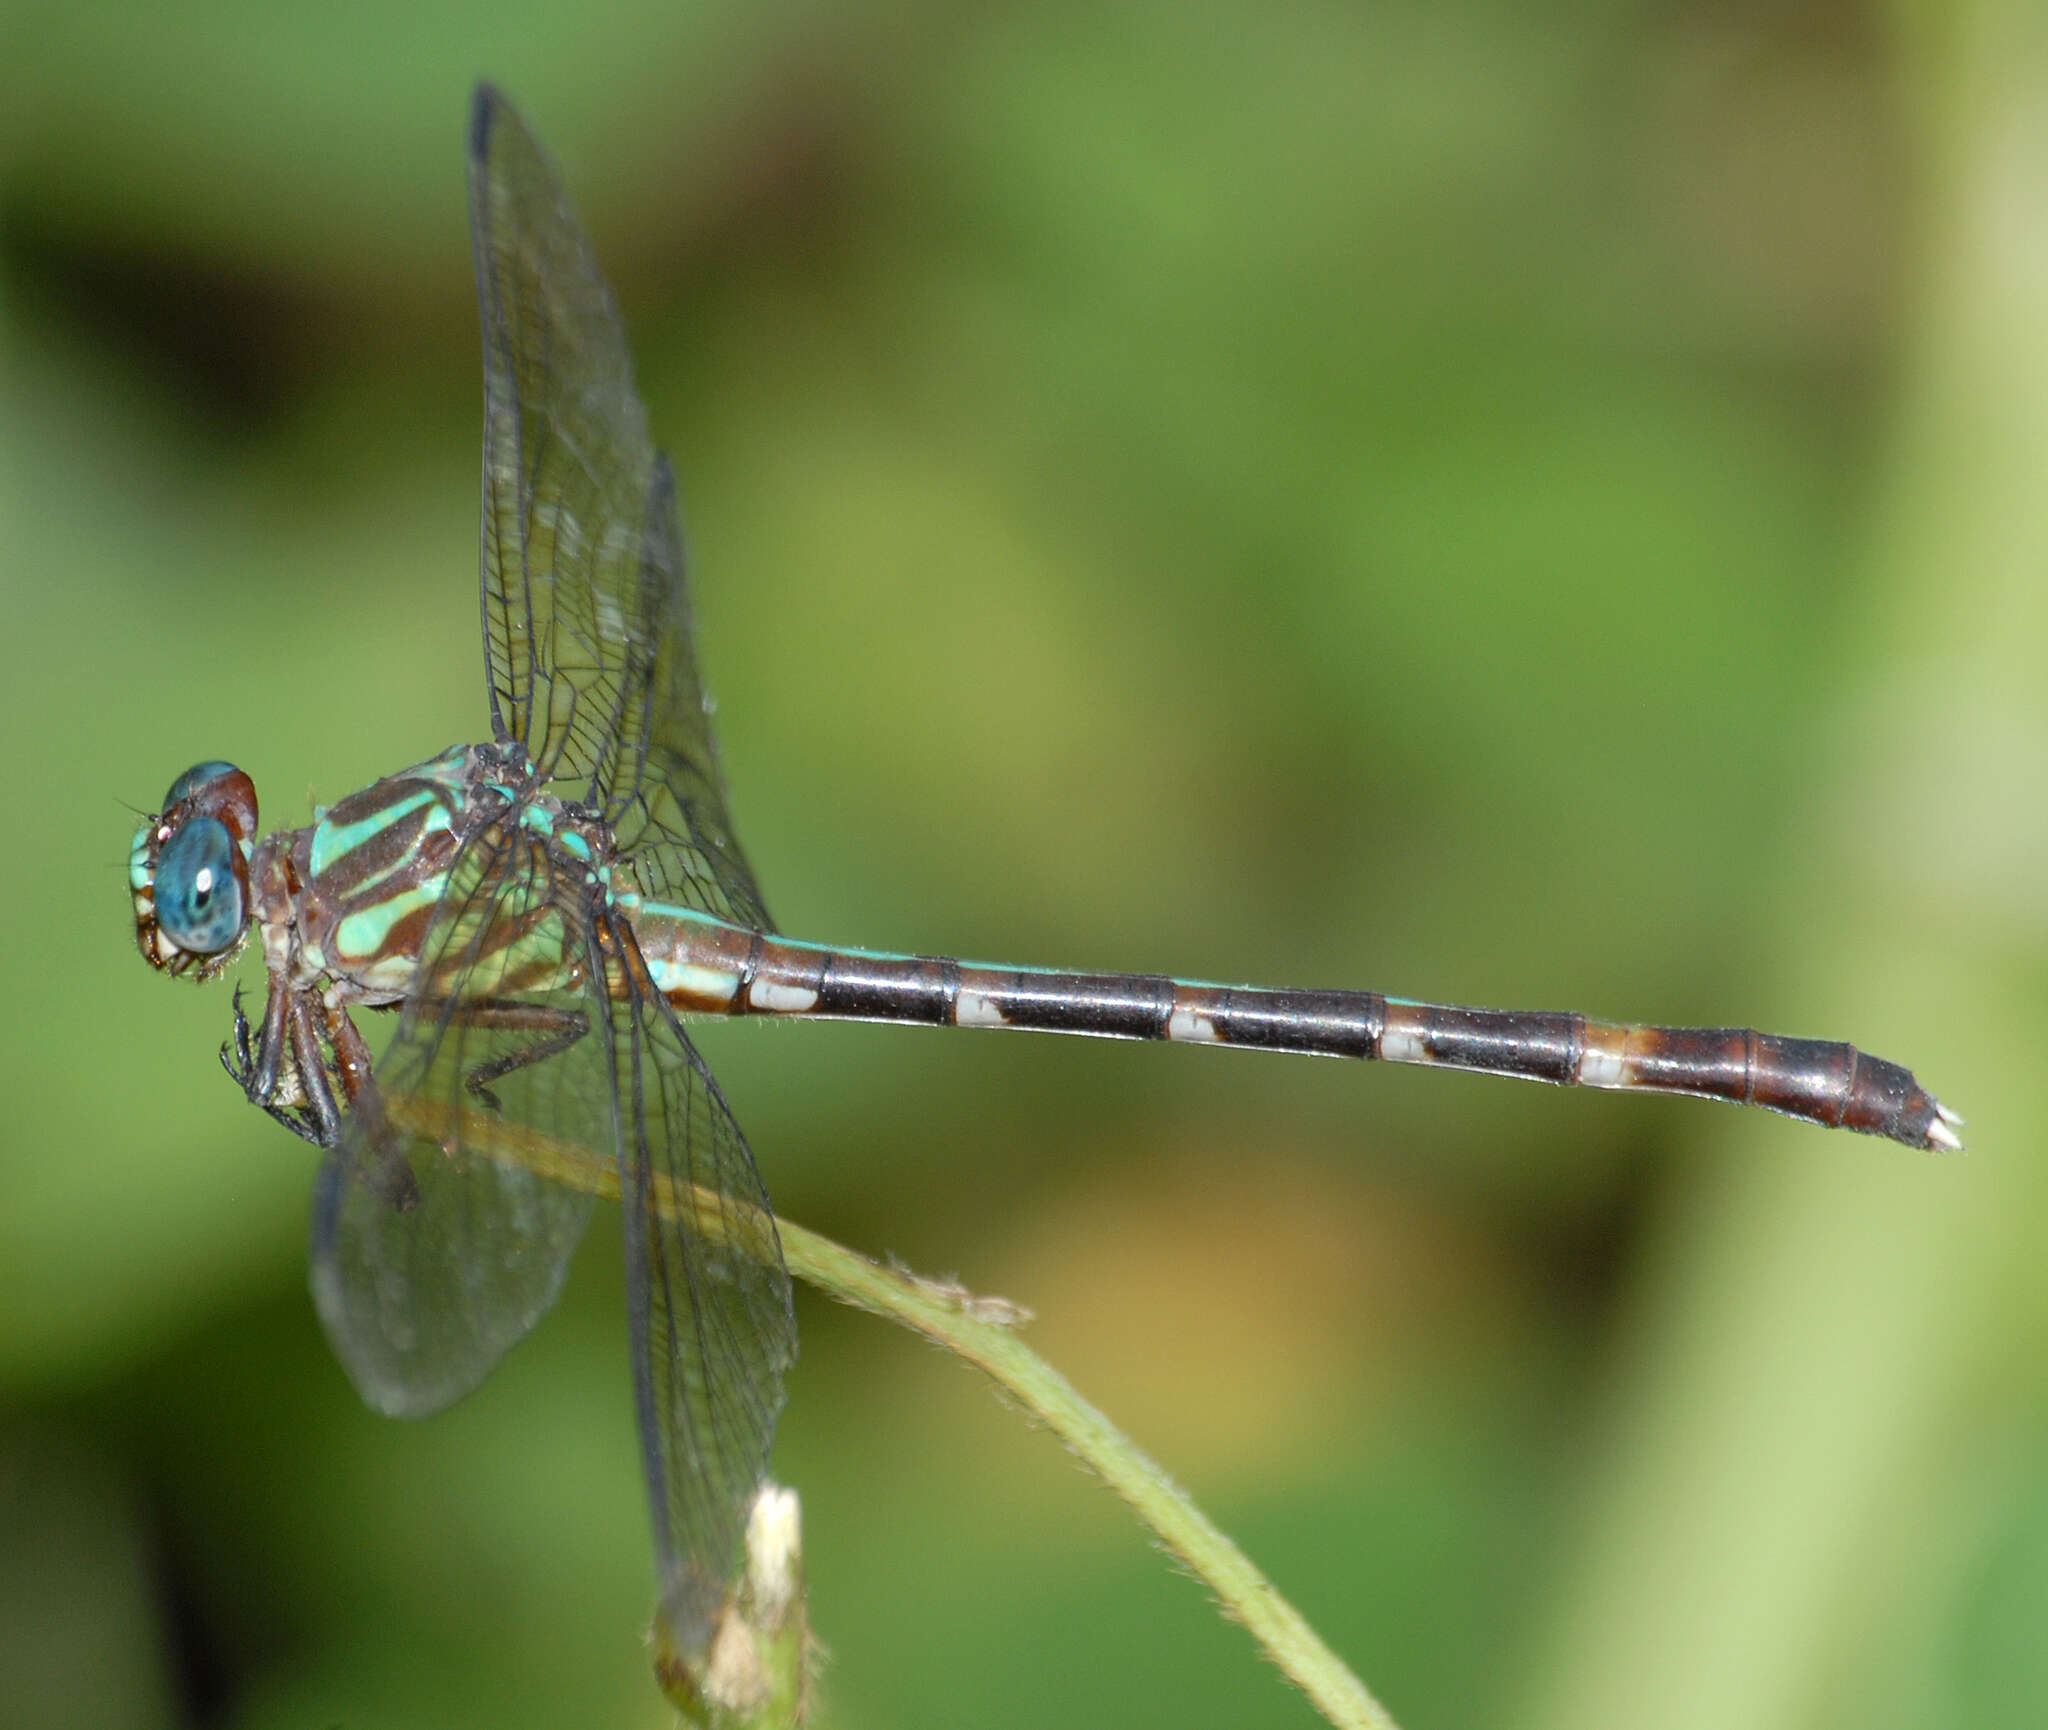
[390,1097,1399,1728]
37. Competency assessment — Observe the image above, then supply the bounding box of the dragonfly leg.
[445,1001,590,1111]
[220,982,330,1148]
[304,998,425,1211]
[317,998,380,1108]
[285,994,349,1145]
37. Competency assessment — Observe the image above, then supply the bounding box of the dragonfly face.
[130,760,258,981]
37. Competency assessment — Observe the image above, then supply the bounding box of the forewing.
[311,825,598,1416]
[609,456,771,925]
[602,929,794,1658]
[310,811,795,1650]
[468,85,769,928]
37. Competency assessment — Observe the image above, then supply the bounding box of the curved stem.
[389,1098,1400,1729]
[777,1219,1401,1730]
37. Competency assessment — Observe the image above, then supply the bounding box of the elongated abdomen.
[625,905,1960,1152]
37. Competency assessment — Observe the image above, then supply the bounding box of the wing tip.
[469,81,504,165]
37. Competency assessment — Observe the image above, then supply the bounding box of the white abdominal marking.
[955,988,1008,1028]
[1577,1045,1628,1088]
[748,979,820,1014]
[1379,1026,1430,1065]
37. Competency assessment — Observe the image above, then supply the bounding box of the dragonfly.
[127,83,1962,1675]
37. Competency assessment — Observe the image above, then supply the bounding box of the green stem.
[389,1097,1397,1728]
[777,1220,1399,1730]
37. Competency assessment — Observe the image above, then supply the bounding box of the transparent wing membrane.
[469,85,770,928]
[315,813,794,1648]
[309,85,797,1651]
[311,827,596,1415]
[604,944,795,1653]
[612,456,775,924]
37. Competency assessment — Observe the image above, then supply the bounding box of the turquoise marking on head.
[128,824,155,892]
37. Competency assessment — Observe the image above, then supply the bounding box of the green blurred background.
[4,2,2045,1726]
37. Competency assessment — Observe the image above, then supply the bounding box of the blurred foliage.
[2,1,2043,1727]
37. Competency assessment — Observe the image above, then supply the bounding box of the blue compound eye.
[155,816,246,954]
[163,760,244,811]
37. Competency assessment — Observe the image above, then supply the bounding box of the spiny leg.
[220,982,331,1148]
[335,1000,587,1212]
[317,997,380,1109]
[443,999,591,1111]
[307,996,427,1212]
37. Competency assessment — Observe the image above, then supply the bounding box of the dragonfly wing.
[468,84,769,929]
[310,817,795,1651]
[608,454,772,925]
[603,927,795,1658]
[310,1131,593,1418]
[311,825,597,1416]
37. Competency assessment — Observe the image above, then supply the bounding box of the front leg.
[221,981,336,1148]
[310,996,422,1212]
[221,980,424,1214]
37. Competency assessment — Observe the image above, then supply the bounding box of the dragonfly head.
[131,761,259,981]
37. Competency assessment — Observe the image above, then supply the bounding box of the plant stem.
[388,1097,1400,1728]
[777,1220,1400,1730]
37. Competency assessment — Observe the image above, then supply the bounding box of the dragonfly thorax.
[271,743,622,1009]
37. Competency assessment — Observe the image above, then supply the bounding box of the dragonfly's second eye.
[163,759,246,812]
[155,816,248,954]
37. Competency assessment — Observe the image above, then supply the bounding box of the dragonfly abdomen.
[1572,1022,1951,1146]
[629,907,1959,1150]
